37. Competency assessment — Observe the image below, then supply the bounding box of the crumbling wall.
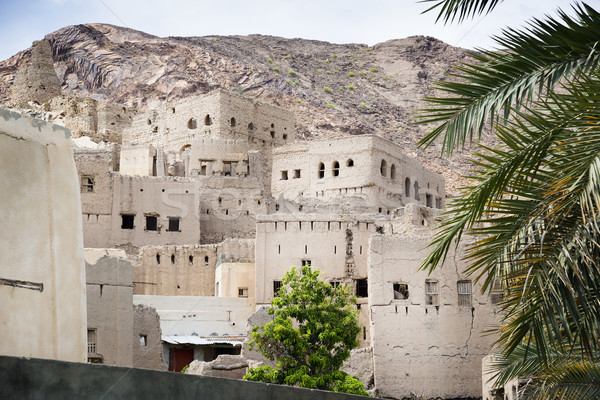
[10,40,62,105]
[368,229,498,399]
[133,304,167,371]
[132,244,217,296]
[74,146,118,248]
[271,135,445,214]
[85,250,133,367]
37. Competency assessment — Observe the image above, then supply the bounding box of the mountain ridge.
[0,23,484,191]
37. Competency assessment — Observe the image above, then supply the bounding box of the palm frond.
[419,0,503,24]
[417,3,600,156]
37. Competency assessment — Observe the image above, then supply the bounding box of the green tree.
[418,1,600,398]
[243,265,369,396]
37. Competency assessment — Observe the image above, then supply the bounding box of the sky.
[0,0,584,61]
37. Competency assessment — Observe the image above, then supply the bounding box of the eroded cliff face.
[0,23,488,191]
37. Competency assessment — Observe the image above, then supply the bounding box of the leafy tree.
[243,265,369,396]
[418,1,600,398]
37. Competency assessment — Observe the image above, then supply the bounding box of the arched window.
[390,164,396,180]
[204,114,212,126]
[332,161,340,176]
[414,181,420,201]
[248,122,254,131]
[380,159,387,177]
[318,163,325,179]
[181,144,191,152]
[347,159,354,167]
[405,178,411,197]
[187,118,197,129]
[230,117,236,127]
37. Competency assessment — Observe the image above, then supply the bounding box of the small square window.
[168,217,180,232]
[301,259,311,266]
[121,214,135,229]
[458,281,472,306]
[281,170,288,180]
[393,283,409,300]
[425,280,439,305]
[81,175,94,192]
[356,279,368,298]
[139,335,147,347]
[330,281,341,289]
[238,288,249,298]
[293,169,301,179]
[145,215,158,231]
[273,280,283,296]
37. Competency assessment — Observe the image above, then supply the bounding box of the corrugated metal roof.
[162,335,245,346]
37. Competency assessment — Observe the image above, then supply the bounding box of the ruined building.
[3,39,499,399]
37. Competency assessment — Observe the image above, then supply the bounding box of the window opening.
[347,159,354,167]
[380,159,387,177]
[318,163,325,179]
[273,280,283,296]
[145,215,158,231]
[171,254,175,264]
[238,288,249,298]
[81,175,94,192]
[332,161,340,176]
[168,217,180,232]
[331,281,341,289]
[426,194,433,208]
[393,283,409,300]
[414,181,420,201]
[87,329,97,354]
[390,164,396,180]
[121,214,135,229]
[294,169,301,179]
[405,178,411,197]
[458,281,472,306]
[425,280,439,305]
[204,114,212,126]
[230,117,236,127]
[187,118,197,129]
[156,254,161,264]
[139,335,147,346]
[281,170,288,180]
[356,279,368,298]
[302,259,311,266]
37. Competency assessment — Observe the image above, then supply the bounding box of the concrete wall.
[85,249,133,367]
[0,355,374,400]
[0,108,87,362]
[368,230,498,399]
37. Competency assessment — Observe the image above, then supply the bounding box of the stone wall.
[0,108,87,362]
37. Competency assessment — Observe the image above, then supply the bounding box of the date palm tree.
[418,1,600,398]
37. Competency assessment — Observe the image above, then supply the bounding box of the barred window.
[457,280,472,307]
[273,280,283,296]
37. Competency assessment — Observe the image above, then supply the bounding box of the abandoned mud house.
[1,39,500,399]
[70,88,498,399]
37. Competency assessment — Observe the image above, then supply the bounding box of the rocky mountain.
[0,23,485,191]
